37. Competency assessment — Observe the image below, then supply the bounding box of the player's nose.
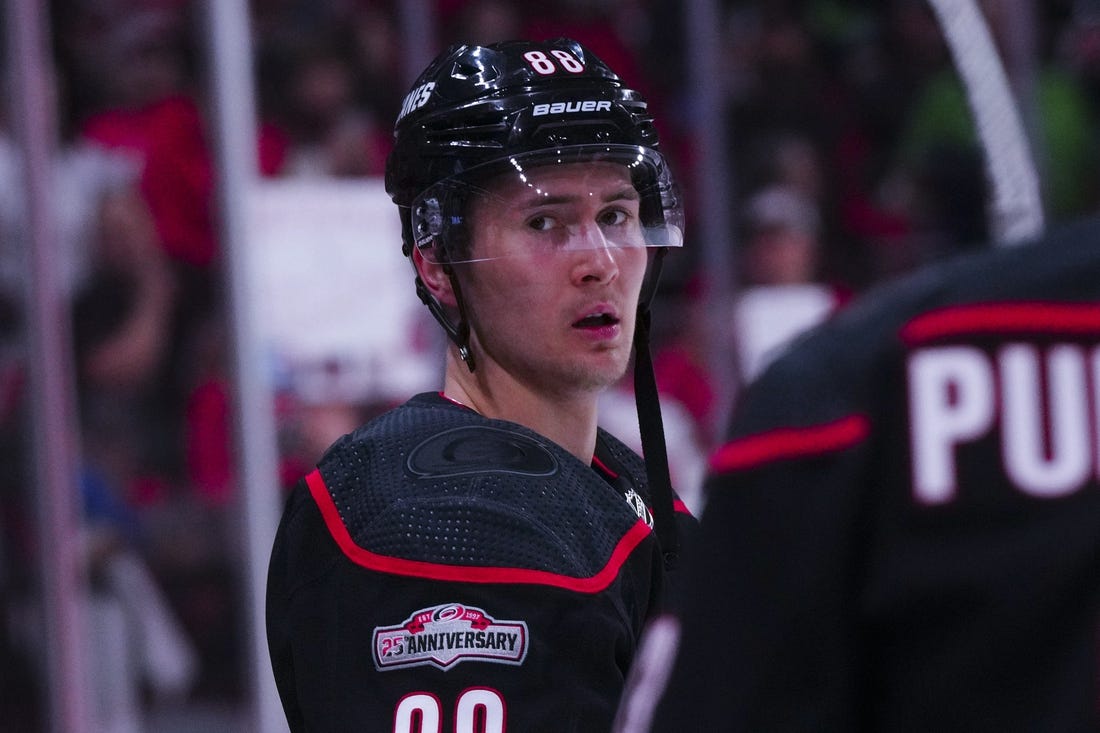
[570,224,620,284]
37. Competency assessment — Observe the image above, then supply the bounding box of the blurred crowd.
[3,0,1100,727]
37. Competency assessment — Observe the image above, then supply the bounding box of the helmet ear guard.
[409,185,474,265]
[412,197,443,248]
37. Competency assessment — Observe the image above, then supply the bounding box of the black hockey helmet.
[384,38,683,264]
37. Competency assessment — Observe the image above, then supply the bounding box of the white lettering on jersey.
[393,688,505,733]
[1001,344,1092,497]
[909,346,996,503]
[455,688,506,733]
[908,343,1100,504]
[393,693,441,733]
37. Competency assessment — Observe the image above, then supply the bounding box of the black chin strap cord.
[633,249,679,571]
[413,267,477,372]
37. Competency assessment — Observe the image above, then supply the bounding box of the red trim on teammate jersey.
[900,302,1100,345]
[306,469,652,592]
[709,414,871,474]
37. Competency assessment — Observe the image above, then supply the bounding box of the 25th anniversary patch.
[373,603,529,671]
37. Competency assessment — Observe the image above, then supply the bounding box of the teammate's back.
[622,216,1100,732]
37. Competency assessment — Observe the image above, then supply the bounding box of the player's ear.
[412,245,458,308]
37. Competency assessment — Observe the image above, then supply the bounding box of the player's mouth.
[572,308,621,335]
[573,312,619,328]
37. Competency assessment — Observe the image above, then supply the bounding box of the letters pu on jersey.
[905,303,1100,504]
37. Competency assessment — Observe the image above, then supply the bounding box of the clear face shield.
[410,145,684,264]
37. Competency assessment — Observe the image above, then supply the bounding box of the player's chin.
[570,351,633,391]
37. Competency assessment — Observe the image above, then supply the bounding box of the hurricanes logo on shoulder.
[623,488,655,529]
[373,603,529,671]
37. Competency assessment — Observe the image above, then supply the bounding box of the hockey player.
[617,216,1100,732]
[266,38,695,732]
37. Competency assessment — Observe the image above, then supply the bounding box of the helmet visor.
[410,145,683,264]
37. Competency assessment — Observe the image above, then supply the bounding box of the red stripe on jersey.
[590,454,619,479]
[708,414,870,474]
[901,302,1100,345]
[305,469,652,592]
[673,498,692,517]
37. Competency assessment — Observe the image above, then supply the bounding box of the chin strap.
[633,248,679,571]
[414,268,477,372]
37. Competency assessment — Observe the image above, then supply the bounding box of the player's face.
[459,161,649,395]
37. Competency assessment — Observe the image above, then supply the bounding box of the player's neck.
[442,351,600,463]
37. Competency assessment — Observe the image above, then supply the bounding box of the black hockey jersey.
[267,391,694,732]
[635,218,1100,732]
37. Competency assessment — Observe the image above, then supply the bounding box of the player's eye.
[526,214,557,232]
[598,208,630,227]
